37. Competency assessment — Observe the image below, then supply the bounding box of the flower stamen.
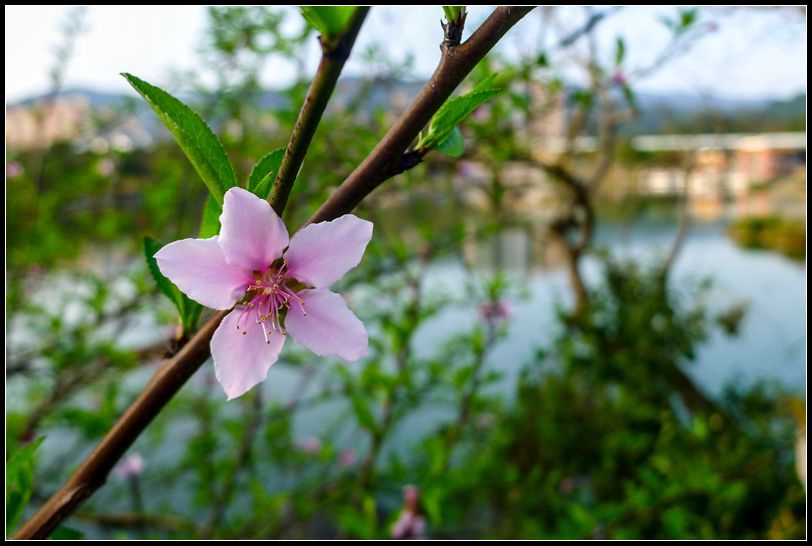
[239,262,306,341]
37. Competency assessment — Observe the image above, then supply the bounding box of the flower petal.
[218,187,289,271]
[155,237,252,310]
[284,214,373,288]
[285,289,368,360]
[211,307,286,400]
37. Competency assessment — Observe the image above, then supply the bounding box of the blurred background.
[5,6,806,539]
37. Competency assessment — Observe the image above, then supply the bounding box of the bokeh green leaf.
[122,72,236,206]
[6,437,45,531]
[144,236,202,335]
[248,147,286,199]
[300,7,356,38]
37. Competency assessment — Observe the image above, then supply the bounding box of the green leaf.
[471,73,499,94]
[442,6,465,23]
[300,7,356,37]
[122,72,236,205]
[144,237,182,308]
[199,194,222,238]
[418,85,500,150]
[622,83,638,110]
[6,437,45,531]
[614,36,625,66]
[351,395,376,431]
[436,125,464,157]
[144,236,202,335]
[572,89,594,109]
[183,296,203,335]
[248,147,286,199]
[678,8,698,31]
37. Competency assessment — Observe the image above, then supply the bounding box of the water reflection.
[442,204,805,395]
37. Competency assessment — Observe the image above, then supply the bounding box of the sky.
[4,6,807,104]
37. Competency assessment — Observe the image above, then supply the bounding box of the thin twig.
[203,388,264,537]
[73,510,198,535]
[442,320,499,465]
[269,7,370,215]
[357,269,423,490]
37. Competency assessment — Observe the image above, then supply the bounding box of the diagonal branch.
[309,6,535,224]
[12,11,368,539]
[13,6,534,539]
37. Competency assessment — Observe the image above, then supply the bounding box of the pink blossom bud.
[296,436,322,455]
[478,299,512,325]
[392,484,426,539]
[339,448,356,467]
[113,453,144,479]
[6,162,24,178]
[610,71,628,86]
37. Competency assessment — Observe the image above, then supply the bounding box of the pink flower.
[610,71,628,86]
[391,484,425,539]
[295,436,322,455]
[478,299,511,325]
[339,447,356,467]
[457,160,476,177]
[113,453,144,479]
[6,161,24,178]
[155,187,373,400]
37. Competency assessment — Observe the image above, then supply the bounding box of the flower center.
[234,260,306,343]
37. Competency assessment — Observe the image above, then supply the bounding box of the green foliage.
[206,7,296,56]
[571,89,594,109]
[621,83,637,110]
[436,126,465,157]
[122,73,237,206]
[418,83,500,151]
[144,237,202,335]
[660,7,699,34]
[408,258,805,539]
[50,527,85,539]
[300,6,356,38]
[247,147,286,199]
[728,216,806,260]
[614,36,625,66]
[442,6,466,23]
[199,195,222,238]
[6,437,45,532]
[564,257,707,398]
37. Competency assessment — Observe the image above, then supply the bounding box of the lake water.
[277,210,806,454]
[414,215,805,396]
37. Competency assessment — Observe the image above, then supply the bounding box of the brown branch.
[269,7,370,215]
[13,7,533,539]
[73,510,199,535]
[442,320,499,469]
[533,159,593,314]
[660,158,696,283]
[308,6,535,225]
[556,7,620,48]
[14,310,227,539]
[357,270,423,490]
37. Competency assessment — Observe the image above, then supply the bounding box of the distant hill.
[8,80,804,144]
[622,92,805,134]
